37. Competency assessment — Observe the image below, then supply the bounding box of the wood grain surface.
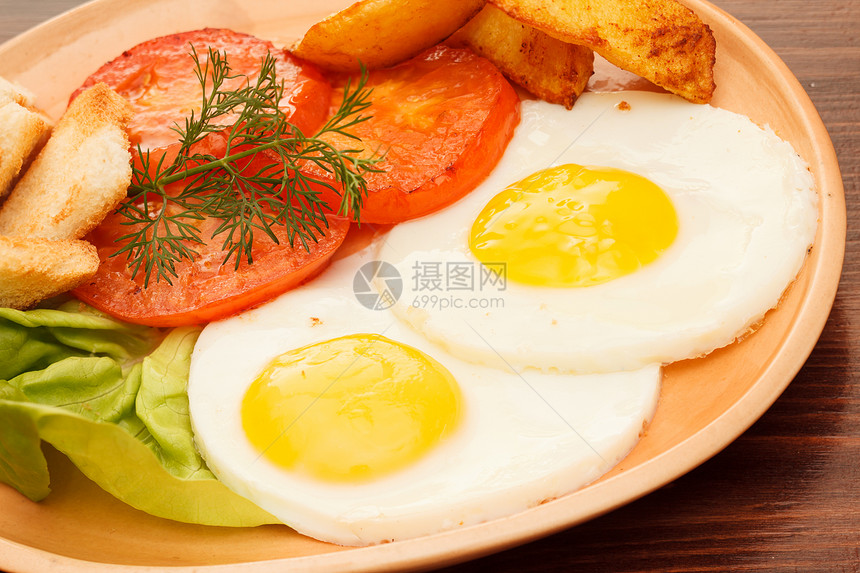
[0,1,857,572]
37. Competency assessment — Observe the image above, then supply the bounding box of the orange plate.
[0,0,846,571]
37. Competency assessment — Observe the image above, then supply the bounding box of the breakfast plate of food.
[0,0,845,571]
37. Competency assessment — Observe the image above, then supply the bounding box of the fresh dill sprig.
[113,46,380,287]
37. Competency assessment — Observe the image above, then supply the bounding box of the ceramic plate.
[0,0,845,571]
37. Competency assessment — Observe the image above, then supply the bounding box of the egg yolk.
[469,165,678,287]
[241,334,461,482]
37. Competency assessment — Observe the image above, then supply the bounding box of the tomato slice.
[70,28,343,327]
[73,28,332,162]
[310,45,520,224]
[73,207,349,327]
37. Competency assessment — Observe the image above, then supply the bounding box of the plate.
[0,0,845,571]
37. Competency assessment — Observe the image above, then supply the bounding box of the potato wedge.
[489,0,716,103]
[449,4,593,108]
[293,0,486,71]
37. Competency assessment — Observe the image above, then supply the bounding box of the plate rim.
[0,0,846,570]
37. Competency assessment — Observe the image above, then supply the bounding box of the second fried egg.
[188,246,660,546]
[378,91,818,374]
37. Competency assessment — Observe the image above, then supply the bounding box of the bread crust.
[0,102,52,200]
[0,76,36,107]
[0,234,99,309]
[0,83,133,240]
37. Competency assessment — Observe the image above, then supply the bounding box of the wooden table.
[1,1,857,571]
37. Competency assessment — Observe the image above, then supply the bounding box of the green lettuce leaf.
[0,303,277,527]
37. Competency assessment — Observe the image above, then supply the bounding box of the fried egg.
[188,245,661,546]
[188,90,817,547]
[378,91,818,374]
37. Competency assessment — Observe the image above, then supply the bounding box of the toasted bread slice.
[448,4,594,108]
[0,76,53,200]
[0,234,99,309]
[0,76,36,107]
[0,102,52,200]
[0,83,133,240]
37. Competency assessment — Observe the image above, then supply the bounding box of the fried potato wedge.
[489,0,716,103]
[449,4,593,108]
[0,234,99,309]
[293,0,486,71]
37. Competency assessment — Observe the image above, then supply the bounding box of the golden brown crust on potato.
[449,4,594,108]
[293,0,487,71]
[489,0,716,103]
[0,234,99,309]
[0,83,133,240]
[0,102,52,201]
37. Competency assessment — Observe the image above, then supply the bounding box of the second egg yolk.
[469,165,679,288]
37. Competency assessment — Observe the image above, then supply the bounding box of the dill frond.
[115,46,380,287]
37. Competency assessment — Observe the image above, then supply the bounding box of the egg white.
[188,244,661,546]
[377,91,819,374]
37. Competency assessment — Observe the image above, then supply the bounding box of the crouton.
[0,76,52,200]
[0,102,52,200]
[0,76,36,107]
[0,83,133,240]
[0,234,99,309]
